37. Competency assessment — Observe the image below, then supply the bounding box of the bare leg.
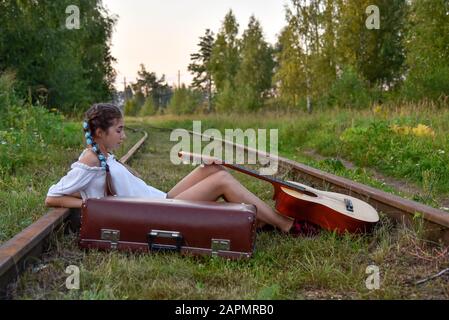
[173,170,294,232]
[166,164,226,199]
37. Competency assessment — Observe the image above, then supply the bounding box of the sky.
[102,0,289,90]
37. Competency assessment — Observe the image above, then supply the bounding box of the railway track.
[1,124,448,298]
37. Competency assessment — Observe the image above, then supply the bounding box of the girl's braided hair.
[83,103,123,196]
[84,103,123,138]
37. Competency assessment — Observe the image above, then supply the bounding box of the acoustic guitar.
[178,151,379,234]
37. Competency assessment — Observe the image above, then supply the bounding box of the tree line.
[185,0,449,114]
[1,0,448,115]
[0,0,116,114]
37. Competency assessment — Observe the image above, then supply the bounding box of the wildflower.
[412,124,435,137]
[438,149,445,154]
[390,123,435,138]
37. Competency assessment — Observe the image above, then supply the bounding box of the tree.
[277,0,338,112]
[273,9,308,111]
[133,64,162,96]
[235,16,274,111]
[209,9,240,112]
[275,0,406,110]
[139,96,157,117]
[402,0,449,100]
[188,29,215,112]
[335,0,406,89]
[131,64,172,111]
[168,85,202,115]
[124,85,134,101]
[0,0,117,113]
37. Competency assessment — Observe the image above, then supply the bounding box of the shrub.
[327,66,371,109]
[124,98,140,116]
[168,85,202,115]
[0,105,81,175]
[402,63,449,102]
[139,96,158,117]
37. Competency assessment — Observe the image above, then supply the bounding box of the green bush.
[402,63,449,101]
[327,66,371,109]
[0,73,82,175]
[139,96,158,117]
[0,105,81,176]
[124,98,140,117]
[168,85,202,115]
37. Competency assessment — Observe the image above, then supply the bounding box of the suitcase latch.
[148,230,183,252]
[211,239,230,256]
[101,229,120,249]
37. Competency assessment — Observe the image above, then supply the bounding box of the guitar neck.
[180,152,314,196]
[222,162,303,190]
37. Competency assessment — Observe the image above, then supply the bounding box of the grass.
[11,127,449,299]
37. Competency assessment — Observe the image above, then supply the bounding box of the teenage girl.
[45,103,316,236]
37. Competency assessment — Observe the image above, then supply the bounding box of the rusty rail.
[0,128,148,298]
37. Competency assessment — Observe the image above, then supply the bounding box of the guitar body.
[273,181,379,234]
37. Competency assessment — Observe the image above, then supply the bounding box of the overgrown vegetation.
[11,127,449,299]
[1,0,448,300]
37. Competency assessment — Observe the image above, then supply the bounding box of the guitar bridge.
[344,198,354,212]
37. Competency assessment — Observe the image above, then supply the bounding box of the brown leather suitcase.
[79,197,257,259]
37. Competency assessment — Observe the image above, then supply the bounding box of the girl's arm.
[45,196,83,209]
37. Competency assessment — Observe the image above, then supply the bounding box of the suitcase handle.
[147,229,183,252]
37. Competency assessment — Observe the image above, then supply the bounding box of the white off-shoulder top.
[47,149,167,201]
